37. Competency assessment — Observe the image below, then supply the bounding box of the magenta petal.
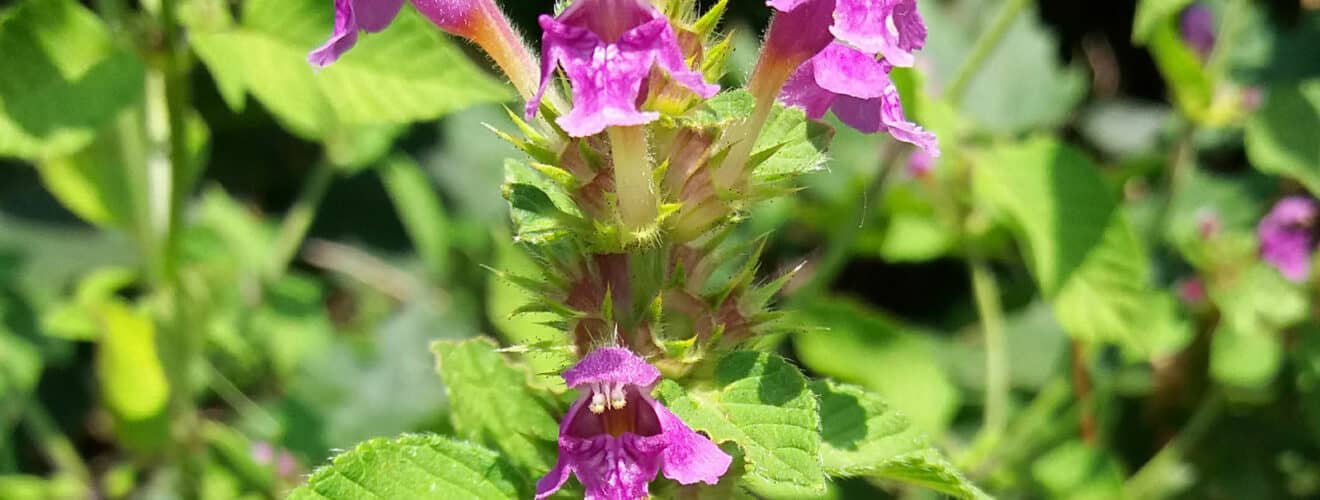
[831,95,885,133]
[563,347,661,389]
[645,395,731,485]
[534,456,573,500]
[832,0,926,67]
[781,60,836,120]
[308,0,360,67]
[876,82,940,156]
[1258,197,1317,282]
[349,0,405,32]
[642,20,720,99]
[767,0,813,10]
[811,43,889,99]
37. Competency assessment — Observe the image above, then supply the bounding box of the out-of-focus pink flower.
[1258,197,1317,282]
[1180,3,1216,60]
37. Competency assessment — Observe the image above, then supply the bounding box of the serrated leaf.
[655,352,825,497]
[682,90,754,128]
[0,0,145,159]
[1245,80,1320,195]
[976,137,1153,351]
[813,381,989,499]
[432,338,559,473]
[191,0,509,140]
[288,434,525,500]
[749,104,833,183]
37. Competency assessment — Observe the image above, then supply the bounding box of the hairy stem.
[267,161,337,279]
[608,126,656,232]
[945,0,1031,103]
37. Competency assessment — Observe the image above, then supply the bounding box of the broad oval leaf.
[1245,80,1320,196]
[431,338,559,473]
[976,137,1154,352]
[656,352,826,498]
[287,434,526,500]
[0,0,145,159]
[191,0,511,140]
[813,380,990,500]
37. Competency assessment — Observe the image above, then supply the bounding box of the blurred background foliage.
[0,0,1319,498]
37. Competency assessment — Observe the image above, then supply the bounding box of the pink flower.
[781,43,939,156]
[1258,197,1317,282]
[526,0,719,137]
[308,0,407,67]
[536,348,731,500]
[768,0,928,67]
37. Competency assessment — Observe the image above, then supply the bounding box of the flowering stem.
[267,160,337,280]
[970,254,1009,439]
[944,0,1031,103]
[608,126,656,231]
[713,47,799,189]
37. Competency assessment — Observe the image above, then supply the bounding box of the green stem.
[608,126,656,232]
[970,254,1009,440]
[944,0,1031,103]
[1124,392,1222,499]
[22,403,91,489]
[267,161,337,279]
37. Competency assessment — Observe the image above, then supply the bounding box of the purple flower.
[526,0,720,137]
[768,0,928,68]
[308,0,407,67]
[1258,197,1317,282]
[1180,3,1216,60]
[536,347,731,500]
[781,42,939,156]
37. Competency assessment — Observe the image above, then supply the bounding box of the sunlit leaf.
[288,434,525,500]
[656,352,826,497]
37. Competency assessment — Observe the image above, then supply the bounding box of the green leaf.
[655,352,825,497]
[1131,0,1195,43]
[1246,80,1320,195]
[750,104,833,184]
[191,0,510,140]
[0,329,41,425]
[925,4,1086,133]
[793,298,959,435]
[1208,264,1307,390]
[379,155,452,277]
[681,89,754,128]
[1032,441,1126,500]
[432,338,559,473]
[288,434,525,500]
[95,300,170,452]
[1147,21,1215,121]
[486,235,573,391]
[976,137,1153,351]
[96,301,169,422]
[0,0,145,159]
[812,381,989,499]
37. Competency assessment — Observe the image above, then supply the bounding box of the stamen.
[589,383,607,414]
[609,384,627,410]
